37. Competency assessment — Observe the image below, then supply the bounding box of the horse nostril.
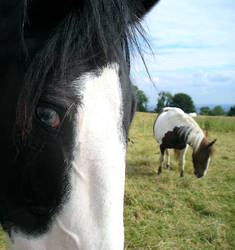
[195,172,203,178]
[194,171,203,178]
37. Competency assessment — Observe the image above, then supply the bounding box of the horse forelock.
[15,0,150,144]
[177,114,204,152]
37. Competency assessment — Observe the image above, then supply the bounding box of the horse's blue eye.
[36,107,60,128]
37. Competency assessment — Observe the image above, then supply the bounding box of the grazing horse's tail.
[174,149,180,161]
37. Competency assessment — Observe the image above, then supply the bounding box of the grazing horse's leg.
[179,145,188,177]
[166,149,171,170]
[158,145,165,175]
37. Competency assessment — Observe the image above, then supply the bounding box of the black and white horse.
[0,0,159,249]
[154,107,216,178]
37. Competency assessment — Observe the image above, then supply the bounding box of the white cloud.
[133,70,235,106]
[130,0,235,106]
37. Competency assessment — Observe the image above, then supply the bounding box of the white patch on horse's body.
[154,107,204,152]
[11,64,125,249]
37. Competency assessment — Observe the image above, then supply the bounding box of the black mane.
[16,0,158,141]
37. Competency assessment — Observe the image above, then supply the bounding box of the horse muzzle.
[194,171,204,178]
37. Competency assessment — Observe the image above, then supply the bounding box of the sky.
[130,0,235,109]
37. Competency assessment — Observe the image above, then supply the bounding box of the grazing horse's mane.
[16,0,156,142]
[175,125,204,153]
[178,112,205,152]
[162,107,205,152]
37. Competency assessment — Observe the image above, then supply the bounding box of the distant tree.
[155,91,173,113]
[171,93,195,113]
[227,105,235,116]
[133,85,148,112]
[200,106,212,116]
[211,105,225,116]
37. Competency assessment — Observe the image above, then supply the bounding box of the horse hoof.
[180,172,184,177]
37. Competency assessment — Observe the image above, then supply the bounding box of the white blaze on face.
[10,64,126,250]
[202,157,210,177]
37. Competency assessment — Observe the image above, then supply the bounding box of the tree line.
[134,85,235,116]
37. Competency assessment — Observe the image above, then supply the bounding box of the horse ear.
[208,139,216,147]
[24,0,78,37]
[205,129,209,138]
[129,0,161,20]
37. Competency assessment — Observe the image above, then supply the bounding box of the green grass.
[195,116,235,132]
[1,113,234,249]
[124,112,235,249]
[0,226,5,250]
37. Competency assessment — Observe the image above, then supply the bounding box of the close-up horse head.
[0,0,160,249]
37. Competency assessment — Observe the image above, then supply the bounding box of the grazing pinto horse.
[154,107,216,178]
[0,0,159,249]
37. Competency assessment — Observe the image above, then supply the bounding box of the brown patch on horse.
[160,126,187,152]
[208,138,216,156]
[192,137,216,170]
[197,137,216,155]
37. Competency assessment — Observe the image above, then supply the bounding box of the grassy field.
[124,112,235,249]
[0,112,234,249]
